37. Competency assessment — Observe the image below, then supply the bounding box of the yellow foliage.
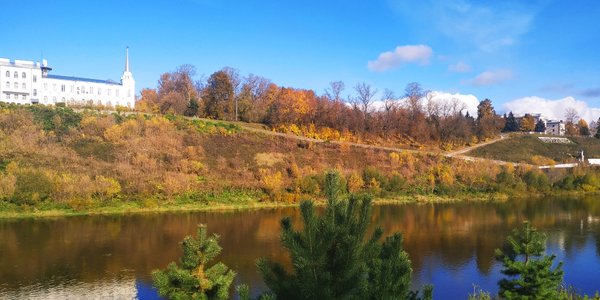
[0,173,16,199]
[260,169,283,194]
[275,124,344,141]
[530,155,555,166]
[347,172,364,192]
[389,152,400,164]
[288,162,300,178]
[95,176,121,200]
[368,177,381,195]
[255,152,286,167]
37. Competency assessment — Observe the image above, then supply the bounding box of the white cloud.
[463,69,513,86]
[503,96,600,122]
[428,91,479,116]
[449,61,472,73]
[367,45,432,72]
[370,91,479,116]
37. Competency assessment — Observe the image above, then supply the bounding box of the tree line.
[136,66,508,148]
[502,109,597,137]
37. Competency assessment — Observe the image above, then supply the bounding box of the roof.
[46,74,121,85]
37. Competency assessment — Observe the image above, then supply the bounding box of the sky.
[2,0,600,121]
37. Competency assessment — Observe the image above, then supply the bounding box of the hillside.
[0,104,599,217]
[467,134,600,164]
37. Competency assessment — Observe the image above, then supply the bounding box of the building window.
[81,86,85,93]
[33,75,37,83]
[22,95,26,101]
[98,88,101,95]
[13,72,18,78]
[22,83,26,89]
[77,87,80,94]
[5,81,8,89]
[22,72,26,79]
[5,71,9,77]
[33,89,37,96]
[14,82,18,89]
[61,84,65,92]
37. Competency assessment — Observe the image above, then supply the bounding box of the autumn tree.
[237,74,272,122]
[204,70,235,120]
[324,81,345,103]
[519,114,535,132]
[476,99,501,139]
[135,88,160,113]
[495,222,563,299]
[152,225,236,300]
[578,119,591,136]
[404,82,429,142]
[156,64,200,116]
[353,82,377,116]
[564,108,580,136]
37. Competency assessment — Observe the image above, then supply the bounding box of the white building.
[545,120,565,136]
[0,48,135,108]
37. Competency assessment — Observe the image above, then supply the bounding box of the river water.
[1,195,599,299]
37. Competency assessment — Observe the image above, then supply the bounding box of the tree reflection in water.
[0,195,599,298]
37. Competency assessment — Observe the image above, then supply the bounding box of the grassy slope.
[467,134,600,164]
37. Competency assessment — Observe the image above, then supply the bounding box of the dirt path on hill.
[90,109,539,167]
[446,134,506,157]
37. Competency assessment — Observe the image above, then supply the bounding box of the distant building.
[0,48,135,108]
[545,120,565,136]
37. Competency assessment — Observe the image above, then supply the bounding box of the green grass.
[0,190,546,219]
[468,135,600,164]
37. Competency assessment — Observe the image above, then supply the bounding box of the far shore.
[1,191,595,220]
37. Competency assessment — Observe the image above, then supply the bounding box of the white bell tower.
[120,47,135,106]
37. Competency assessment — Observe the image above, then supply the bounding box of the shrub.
[386,174,407,193]
[12,169,53,205]
[260,169,283,195]
[347,172,364,193]
[295,175,320,195]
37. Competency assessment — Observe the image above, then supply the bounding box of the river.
[1,195,599,299]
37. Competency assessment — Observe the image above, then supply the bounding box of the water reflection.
[1,195,599,299]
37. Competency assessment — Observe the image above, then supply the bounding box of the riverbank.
[3,190,593,220]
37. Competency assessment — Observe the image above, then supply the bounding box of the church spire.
[125,46,130,72]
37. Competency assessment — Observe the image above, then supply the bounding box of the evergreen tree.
[534,119,546,133]
[257,171,431,300]
[152,225,236,300]
[495,222,563,299]
[503,112,519,132]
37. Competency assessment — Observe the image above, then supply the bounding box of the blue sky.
[3,0,600,120]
